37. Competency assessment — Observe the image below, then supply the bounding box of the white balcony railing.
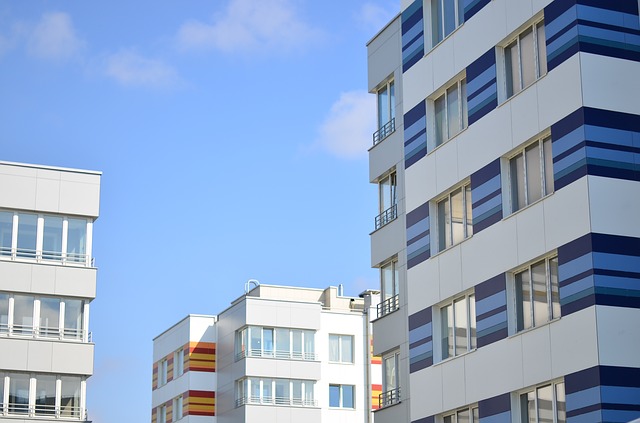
[236,395,317,408]
[0,324,92,343]
[0,403,85,420]
[235,348,317,362]
[0,247,93,267]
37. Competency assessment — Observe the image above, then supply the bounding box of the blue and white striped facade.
[368,0,640,423]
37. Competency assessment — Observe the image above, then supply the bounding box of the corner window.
[440,293,476,360]
[443,406,479,423]
[430,0,464,46]
[519,381,565,423]
[330,384,355,408]
[509,136,553,213]
[378,259,399,318]
[380,350,400,408]
[329,334,354,363]
[502,20,547,100]
[515,256,560,332]
[374,80,396,144]
[437,183,472,252]
[433,77,467,147]
[376,171,397,230]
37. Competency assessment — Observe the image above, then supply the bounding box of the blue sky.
[0,1,397,421]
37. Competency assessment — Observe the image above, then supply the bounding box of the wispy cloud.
[26,12,84,61]
[105,49,182,89]
[313,90,376,160]
[357,2,398,33]
[176,0,322,53]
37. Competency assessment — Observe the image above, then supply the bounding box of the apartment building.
[368,1,640,423]
[0,161,101,421]
[152,284,382,423]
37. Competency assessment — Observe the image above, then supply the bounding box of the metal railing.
[373,118,395,145]
[0,247,93,267]
[235,348,317,362]
[379,387,401,408]
[236,396,317,408]
[377,295,399,318]
[0,324,91,342]
[375,204,397,230]
[1,403,84,419]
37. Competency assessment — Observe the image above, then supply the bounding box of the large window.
[434,77,467,147]
[440,293,476,360]
[329,334,354,364]
[515,256,560,332]
[236,378,315,407]
[509,136,553,213]
[0,211,90,265]
[329,384,355,408]
[235,326,315,361]
[0,294,85,340]
[431,0,464,46]
[378,259,400,317]
[380,350,400,408]
[1,373,83,418]
[437,183,473,251]
[376,172,397,229]
[503,20,547,100]
[375,80,396,144]
[519,381,565,423]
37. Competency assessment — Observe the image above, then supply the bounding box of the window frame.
[437,292,476,362]
[174,349,184,378]
[512,255,560,333]
[328,334,354,364]
[375,171,398,230]
[159,359,168,387]
[429,0,465,47]
[435,182,473,253]
[442,405,480,423]
[431,76,468,148]
[378,259,400,318]
[173,395,183,421]
[236,378,315,407]
[507,135,554,214]
[235,326,316,361]
[380,350,400,408]
[374,79,396,145]
[329,384,355,409]
[517,380,566,423]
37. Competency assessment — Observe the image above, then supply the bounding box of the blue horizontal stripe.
[593,252,640,273]
[476,310,507,333]
[407,216,429,241]
[561,274,595,300]
[561,286,595,307]
[475,290,507,316]
[548,25,580,62]
[410,351,433,365]
[409,322,432,344]
[601,410,640,423]
[546,5,578,40]
[409,341,433,359]
[553,126,585,157]
[407,235,430,256]
[554,146,587,174]
[472,174,501,201]
[473,194,502,219]
[402,20,423,49]
[404,115,426,141]
[594,274,640,291]
[578,5,640,31]
[560,252,593,280]
[481,410,510,423]
[405,134,427,158]
[469,92,497,119]
[566,386,601,411]
[467,84,497,115]
[585,125,636,146]
[408,243,430,261]
[474,205,502,226]
[477,320,508,338]
[466,64,496,98]
[567,409,602,423]
[586,146,636,164]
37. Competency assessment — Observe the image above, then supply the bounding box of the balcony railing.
[0,403,85,419]
[235,348,317,362]
[377,295,399,318]
[236,395,317,408]
[373,118,396,146]
[0,247,94,267]
[379,387,401,409]
[0,324,92,343]
[375,204,397,230]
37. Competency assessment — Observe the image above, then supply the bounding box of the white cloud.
[314,90,376,160]
[27,12,84,61]
[357,2,398,33]
[176,0,322,53]
[105,50,181,89]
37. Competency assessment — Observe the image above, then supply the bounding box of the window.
[430,0,464,46]
[381,350,400,407]
[39,297,60,338]
[329,385,355,408]
[374,80,396,144]
[503,20,547,100]
[0,293,9,333]
[519,381,565,423]
[174,349,184,378]
[236,378,315,407]
[60,376,81,418]
[3,373,82,418]
[236,326,316,360]
[509,136,553,213]
[173,396,183,420]
[378,259,400,317]
[434,78,467,147]
[13,294,34,335]
[376,172,397,229]
[0,211,90,265]
[440,293,476,360]
[9,373,30,414]
[515,256,560,332]
[159,359,168,386]
[329,334,354,363]
[437,183,473,251]
[35,375,56,415]
[158,405,167,423]
[444,406,479,423]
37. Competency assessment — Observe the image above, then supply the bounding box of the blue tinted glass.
[329,385,340,407]
[343,386,354,408]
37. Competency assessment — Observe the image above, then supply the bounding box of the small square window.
[329,384,355,408]
[329,334,354,363]
[436,183,473,252]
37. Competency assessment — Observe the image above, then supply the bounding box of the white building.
[367,1,640,423]
[152,284,382,423]
[0,161,101,421]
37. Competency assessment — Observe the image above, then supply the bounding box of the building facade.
[368,1,640,423]
[0,161,101,421]
[152,284,381,423]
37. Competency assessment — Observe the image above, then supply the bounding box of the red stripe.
[189,390,215,398]
[187,411,215,416]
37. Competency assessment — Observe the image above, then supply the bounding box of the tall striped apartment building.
[151,284,382,423]
[367,1,640,423]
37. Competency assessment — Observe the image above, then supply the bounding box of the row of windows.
[0,211,91,265]
[0,293,85,341]
[157,396,183,423]
[235,326,316,361]
[235,379,356,409]
[157,348,184,388]
[441,380,565,423]
[0,373,83,419]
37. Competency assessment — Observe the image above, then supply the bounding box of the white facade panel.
[588,177,640,238]
[580,54,640,114]
[548,308,600,377]
[596,306,640,367]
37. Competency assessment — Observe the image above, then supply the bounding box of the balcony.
[379,387,401,409]
[0,324,92,343]
[0,403,85,419]
[376,295,399,319]
[375,204,397,230]
[0,247,94,267]
[235,348,317,362]
[373,118,395,146]
[236,395,317,408]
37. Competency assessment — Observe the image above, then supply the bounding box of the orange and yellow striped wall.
[371,384,382,410]
[152,390,215,423]
[370,335,382,411]
[152,342,216,391]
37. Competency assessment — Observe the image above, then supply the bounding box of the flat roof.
[0,160,102,176]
